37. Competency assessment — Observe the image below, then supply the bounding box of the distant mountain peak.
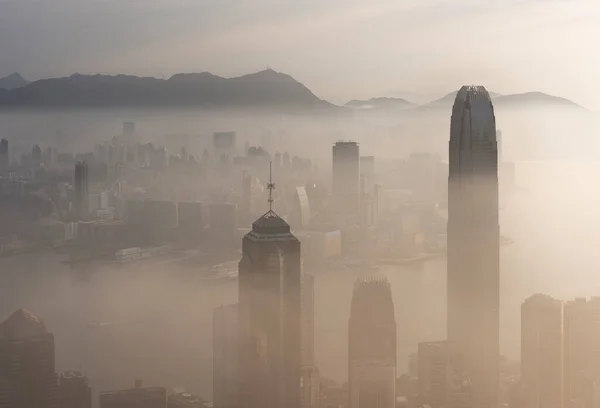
[0,72,29,90]
[346,96,416,110]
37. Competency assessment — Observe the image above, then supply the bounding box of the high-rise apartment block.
[564,297,600,408]
[213,304,239,408]
[59,370,92,408]
[74,161,89,220]
[348,275,396,408]
[447,86,499,408]
[418,341,471,408]
[0,309,59,408]
[301,274,319,408]
[0,138,8,172]
[238,210,302,408]
[332,141,360,215]
[521,294,564,408]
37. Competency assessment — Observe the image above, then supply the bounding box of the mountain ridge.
[0,69,339,112]
[0,73,29,90]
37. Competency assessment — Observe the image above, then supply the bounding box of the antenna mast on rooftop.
[267,161,275,212]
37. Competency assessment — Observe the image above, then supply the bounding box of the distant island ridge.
[0,70,586,111]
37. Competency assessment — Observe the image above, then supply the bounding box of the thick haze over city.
[1,2,600,408]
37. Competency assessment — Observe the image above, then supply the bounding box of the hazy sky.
[1,0,599,108]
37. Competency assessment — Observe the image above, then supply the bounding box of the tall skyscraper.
[0,138,8,172]
[301,273,319,408]
[0,309,59,408]
[32,144,42,169]
[213,304,239,408]
[74,161,89,220]
[238,205,302,408]
[521,294,564,408]
[447,85,499,408]
[564,297,600,408]
[418,341,471,408]
[59,370,92,408]
[348,275,396,408]
[332,141,360,215]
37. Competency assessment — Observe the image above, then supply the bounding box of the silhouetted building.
[563,297,600,408]
[99,382,166,408]
[59,370,92,408]
[213,304,239,408]
[348,275,396,408]
[209,203,238,249]
[301,274,319,408]
[0,309,59,408]
[238,210,302,408]
[447,86,499,408]
[74,161,89,220]
[0,139,8,172]
[332,141,360,214]
[521,294,563,408]
[418,341,472,408]
[32,144,42,169]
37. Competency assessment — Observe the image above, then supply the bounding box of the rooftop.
[454,85,492,105]
[0,309,48,340]
[251,210,291,235]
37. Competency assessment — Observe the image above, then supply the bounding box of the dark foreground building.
[348,275,397,408]
[0,309,59,408]
[59,370,92,408]
[447,85,499,408]
[238,209,302,408]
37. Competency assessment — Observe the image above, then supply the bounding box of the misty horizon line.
[0,69,588,111]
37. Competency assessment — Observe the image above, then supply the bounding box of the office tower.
[32,144,42,169]
[332,141,360,214]
[348,275,396,408]
[59,370,92,408]
[238,208,302,408]
[564,297,600,408]
[213,304,239,408]
[99,382,166,408]
[447,85,499,408]
[0,138,8,171]
[0,309,59,408]
[418,341,471,408]
[521,294,563,408]
[301,273,319,408]
[301,273,315,368]
[74,161,89,220]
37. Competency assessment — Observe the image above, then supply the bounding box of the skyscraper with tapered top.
[0,309,59,408]
[238,164,302,408]
[348,274,396,408]
[447,85,499,408]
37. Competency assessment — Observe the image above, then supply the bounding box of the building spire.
[267,161,275,212]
